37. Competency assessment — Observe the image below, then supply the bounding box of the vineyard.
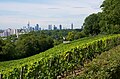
[0,34,120,79]
[71,45,120,79]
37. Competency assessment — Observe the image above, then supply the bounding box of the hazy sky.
[0,0,104,29]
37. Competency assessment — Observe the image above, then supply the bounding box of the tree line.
[83,0,120,35]
[0,34,54,61]
[0,29,84,61]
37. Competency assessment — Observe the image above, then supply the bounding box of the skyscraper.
[71,23,73,29]
[53,25,57,30]
[48,25,52,30]
[35,24,39,31]
[59,24,62,30]
[27,21,31,32]
[27,21,30,28]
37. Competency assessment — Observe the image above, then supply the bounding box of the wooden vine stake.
[0,74,3,79]
[20,67,23,79]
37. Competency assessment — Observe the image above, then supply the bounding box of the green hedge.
[1,34,120,79]
[71,45,120,79]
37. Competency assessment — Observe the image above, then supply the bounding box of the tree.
[74,32,86,40]
[66,31,76,41]
[15,34,54,58]
[0,38,4,51]
[100,0,120,34]
[2,42,16,60]
[101,0,120,25]
[16,35,39,57]
[0,39,16,61]
[83,13,100,35]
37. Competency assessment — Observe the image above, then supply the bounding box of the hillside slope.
[70,45,120,79]
[0,35,108,70]
[0,34,120,79]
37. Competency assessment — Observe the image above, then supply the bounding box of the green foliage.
[83,13,100,35]
[101,0,120,25]
[99,0,120,34]
[66,31,76,41]
[83,0,120,35]
[0,29,82,61]
[72,45,120,79]
[35,29,82,39]
[1,42,16,60]
[0,38,16,61]
[66,31,86,41]
[53,39,63,45]
[74,32,86,40]
[0,34,120,79]
[15,34,54,59]
[36,29,82,44]
[0,38,4,51]
[0,33,54,61]
[16,35,39,57]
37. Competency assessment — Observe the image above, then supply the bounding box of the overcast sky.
[0,0,104,29]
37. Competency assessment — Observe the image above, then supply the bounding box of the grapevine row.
[0,34,120,79]
[71,45,120,79]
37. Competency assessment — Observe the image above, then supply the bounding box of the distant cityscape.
[0,22,75,37]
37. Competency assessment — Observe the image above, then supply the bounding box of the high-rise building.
[27,21,31,32]
[27,21,30,28]
[29,27,34,31]
[71,23,73,29]
[53,25,57,30]
[39,27,41,30]
[2,28,13,37]
[48,25,52,30]
[59,24,62,30]
[3,30,8,37]
[35,24,39,31]
[0,30,4,37]
[13,29,19,38]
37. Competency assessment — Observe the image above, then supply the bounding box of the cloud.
[47,8,60,10]
[72,7,86,9]
[0,0,103,29]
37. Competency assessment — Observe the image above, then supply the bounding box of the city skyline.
[0,0,104,29]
